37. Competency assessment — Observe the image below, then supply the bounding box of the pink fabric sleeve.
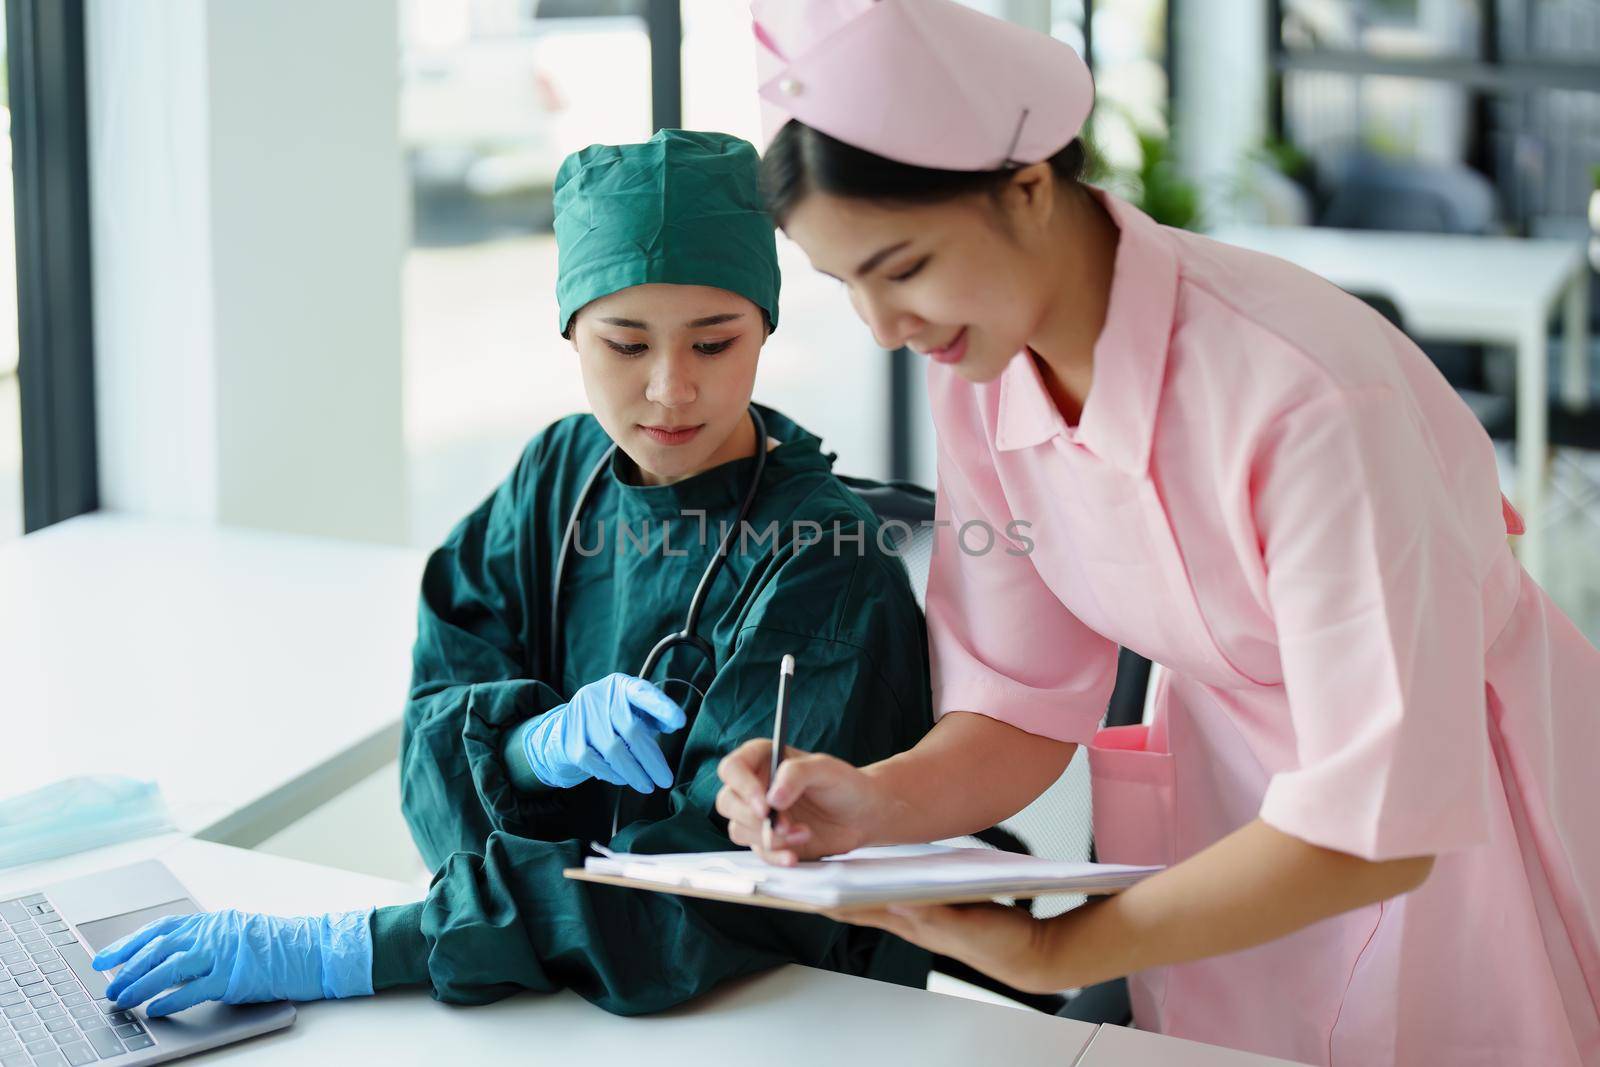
[924,426,1118,746]
[1252,387,1494,861]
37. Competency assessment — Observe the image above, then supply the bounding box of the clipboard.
[562,854,1159,914]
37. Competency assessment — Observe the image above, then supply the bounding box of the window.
[7,0,96,536]
[1056,0,1171,178]
[400,0,653,547]
[1,12,19,540]
[681,0,888,482]
[403,0,900,546]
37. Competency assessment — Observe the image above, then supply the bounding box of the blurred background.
[4,2,1598,736]
[3,0,1587,643]
[1,0,1595,988]
[8,2,1599,623]
[8,0,1597,577]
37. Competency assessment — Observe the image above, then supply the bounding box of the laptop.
[0,860,295,1065]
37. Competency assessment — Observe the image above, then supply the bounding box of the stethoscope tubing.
[549,407,771,840]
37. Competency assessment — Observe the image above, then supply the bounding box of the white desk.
[1077,1023,1311,1066]
[0,838,1104,1067]
[1210,224,1591,583]
[0,514,425,845]
[0,839,1314,1066]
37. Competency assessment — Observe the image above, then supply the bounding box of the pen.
[767,654,795,835]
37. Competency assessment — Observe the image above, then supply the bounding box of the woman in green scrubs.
[90,130,933,1018]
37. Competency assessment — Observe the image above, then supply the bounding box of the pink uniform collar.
[993,189,1179,477]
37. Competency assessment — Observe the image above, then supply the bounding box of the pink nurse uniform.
[924,187,1600,1066]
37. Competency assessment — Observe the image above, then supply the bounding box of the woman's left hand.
[830,902,1076,995]
[92,909,374,1016]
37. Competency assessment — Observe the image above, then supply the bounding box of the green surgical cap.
[553,129,781,336]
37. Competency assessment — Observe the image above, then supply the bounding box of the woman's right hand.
[524,673,685,793]
[715,740,891,865]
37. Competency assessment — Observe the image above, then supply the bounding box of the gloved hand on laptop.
[91,908,373,1016]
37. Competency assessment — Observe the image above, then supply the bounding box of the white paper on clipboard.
[585,843,1160,907]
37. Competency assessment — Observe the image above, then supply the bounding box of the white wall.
[87,0,407,544]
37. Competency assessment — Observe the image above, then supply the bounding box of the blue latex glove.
[522,673,687,793]
[91,909,374,1017]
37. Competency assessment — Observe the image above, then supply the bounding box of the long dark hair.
[760,119,1091,226]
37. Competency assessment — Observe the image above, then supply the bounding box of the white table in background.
[1210,224,1590,583]
[0,513,425,845]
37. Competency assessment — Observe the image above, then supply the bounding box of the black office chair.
[1318,154,1497,237]
[1346,289,1600,550]
[1316,154,1522,399]
[841,475,1148,1022]
[1346,290,1516,439]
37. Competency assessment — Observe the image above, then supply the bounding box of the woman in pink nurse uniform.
[714,2,1600,1064]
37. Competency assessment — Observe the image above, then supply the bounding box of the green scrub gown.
[371,404,934,1012]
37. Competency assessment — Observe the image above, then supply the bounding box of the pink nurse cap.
[751,0,1094,172]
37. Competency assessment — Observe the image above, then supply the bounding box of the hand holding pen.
[716,653,888,866]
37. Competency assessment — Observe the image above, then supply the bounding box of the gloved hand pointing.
[518,673,687,793]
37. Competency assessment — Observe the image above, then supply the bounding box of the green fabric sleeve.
[501,716,558,793]
[400,439,574,870]
[369,904,431,991]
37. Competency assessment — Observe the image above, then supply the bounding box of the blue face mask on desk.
[0,776,174,870]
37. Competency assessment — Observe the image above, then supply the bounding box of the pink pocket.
[1090,723,1178,1029]
[1501,493,1525,536]
[1089,724,1176,869]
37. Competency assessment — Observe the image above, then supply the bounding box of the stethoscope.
[550,406,770,839]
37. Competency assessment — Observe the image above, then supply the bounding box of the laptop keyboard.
[0,896,155,1065]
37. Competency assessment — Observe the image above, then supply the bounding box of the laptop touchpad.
[75,898,197,952]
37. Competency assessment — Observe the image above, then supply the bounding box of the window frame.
[6,0,98,532]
